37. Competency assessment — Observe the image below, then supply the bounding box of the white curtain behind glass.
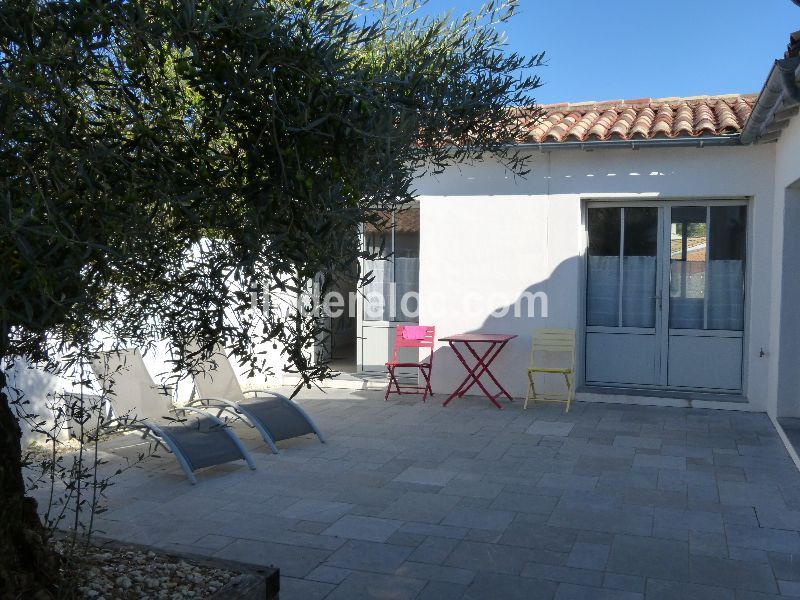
[395,257,419,321]
[707,260,744,330]
[622,256,657,328]
[669,261,705,329]
[363,259,390,320]
[669,260,743,330]
[362,257,419,321]
[587,255,619,326]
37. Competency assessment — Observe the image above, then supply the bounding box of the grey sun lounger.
[184,348,325,454]
[90,349,256,484]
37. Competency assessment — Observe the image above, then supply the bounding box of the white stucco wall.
[418,143,778,408]
[3,358,72,446]
[768,114,800,418]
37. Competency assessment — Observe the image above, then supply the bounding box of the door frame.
[578,196,752,396]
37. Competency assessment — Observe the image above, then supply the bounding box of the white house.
[330,31,800,425]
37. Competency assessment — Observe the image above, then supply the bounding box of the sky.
[418,0,800,105]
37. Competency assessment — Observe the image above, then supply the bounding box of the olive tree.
[0,0,543,595]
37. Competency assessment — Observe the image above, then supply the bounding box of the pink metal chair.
[385,325,435,402]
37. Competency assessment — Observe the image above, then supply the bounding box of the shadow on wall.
[427,256,581,400]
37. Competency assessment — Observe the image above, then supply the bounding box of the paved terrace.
[78,389,800,599]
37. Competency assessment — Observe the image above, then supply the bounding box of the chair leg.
[563,371,573,413]
[524,370,535,410]
[420,366,433,402]
[385,366,397,401]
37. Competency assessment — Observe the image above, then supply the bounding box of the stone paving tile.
[538,473,599,491]
[379,491,461,524]
[392,466,456,487]
[625,487,687,509]
[213,538,331,578]
[490,490,560,515]
[565,541,609,570]
[645,578,735,600]
[655,507,725,533]
[325,539,413,574]
[573,455,634,475]
[333,486,403,507]
[613,435,662,449]
[192,533,235,551]
[395,560,475,585]
[399,521,468,540]
[278,498,354,523]
[322,515,403,543]
[383,532,424,549]
[548,500,653,536]
[456,496,493,510]
[606,534,689,581]
[279,576,335,600]
[725,524,800,553]
[438,478,504,499]
[305,565,352,584]
[408,536,459,565]
[292,520,330,534]
[445,540,534,575]
[728,546,770,563]
[269,529,347,551]
[632,454,686,470]
[778,579,800,595]
[499,521,577,554]
[521,562,604,586]
[718,481,786,508]
[324,571,426,600]
[440,506,515,532]
[602,572,645,593]
[767,550,800,580]
[690,531,728,557]
[464,572,559,600]
[526,421,575,436]
[416,580,468,600]
[690,555,779,593]
[554,582,643,599]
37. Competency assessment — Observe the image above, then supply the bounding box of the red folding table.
[440,333,518,409]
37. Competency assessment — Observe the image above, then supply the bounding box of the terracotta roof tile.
[586,109,618,139]
[651,105,673,137]
[630,107,655,138]
[521,94,756,143]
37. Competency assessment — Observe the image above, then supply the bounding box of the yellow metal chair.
[524,328,576,412]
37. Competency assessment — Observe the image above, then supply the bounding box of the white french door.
[584,201,746,392]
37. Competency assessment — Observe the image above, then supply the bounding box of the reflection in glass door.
[585,202,746,392]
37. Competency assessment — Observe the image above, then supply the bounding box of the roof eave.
[741,56,800,144]
[512,135,742,151]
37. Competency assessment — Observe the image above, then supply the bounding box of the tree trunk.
[0,361,61,598]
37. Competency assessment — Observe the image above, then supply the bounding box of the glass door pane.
[587,207,621,327]
[622,207,658,327]
[707,206,746,331]
[669,206,707,329]
[669,205,746,331]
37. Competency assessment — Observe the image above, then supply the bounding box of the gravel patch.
[55,541,242,599]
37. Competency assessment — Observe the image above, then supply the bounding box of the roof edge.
[511,135,742,152]
[741,56,800,144]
